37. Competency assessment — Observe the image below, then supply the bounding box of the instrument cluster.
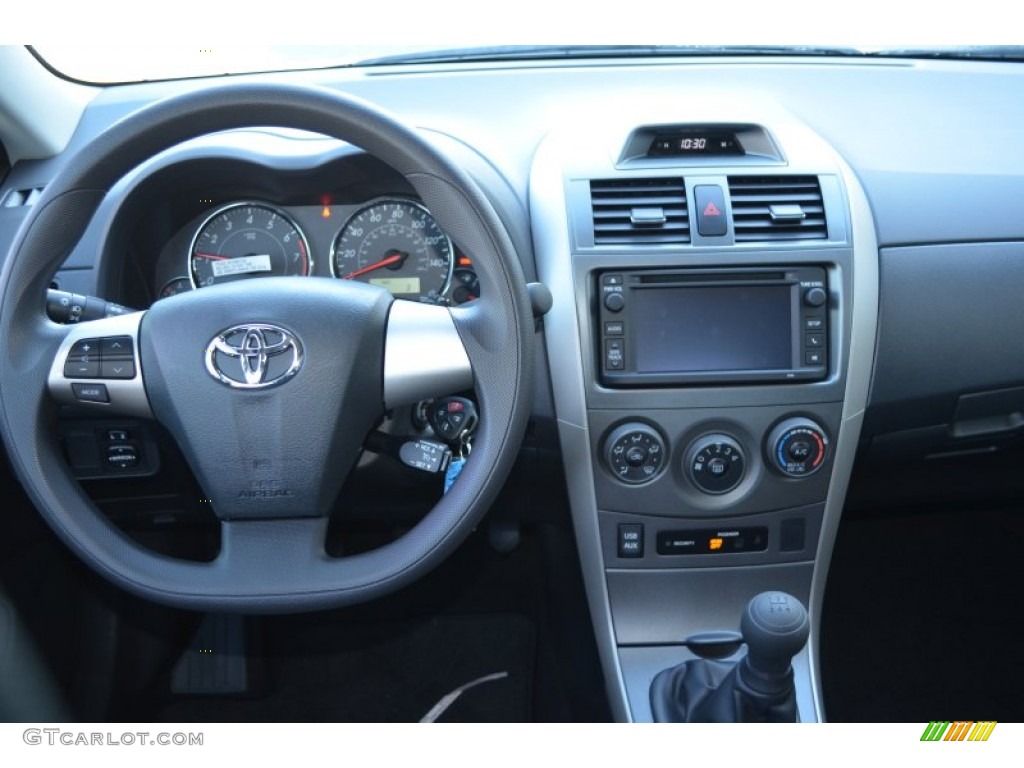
[154,197,479,306]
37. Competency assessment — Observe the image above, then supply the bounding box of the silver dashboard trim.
[383,300,473,408]
[530,106,879,722]
[806,157,880,721]
[530,131,632,721]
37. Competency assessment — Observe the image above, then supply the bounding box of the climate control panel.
[766,418,829,477]
[685,434,746,494]
[604,423,666,485]
[600,414,832,501]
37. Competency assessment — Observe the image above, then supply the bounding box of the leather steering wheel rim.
[0,83,533,613]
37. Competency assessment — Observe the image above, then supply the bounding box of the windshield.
[31,45,1024,85]
[30,46,445,85]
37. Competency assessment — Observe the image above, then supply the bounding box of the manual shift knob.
[741,591,810,676]
[650,590,809,722]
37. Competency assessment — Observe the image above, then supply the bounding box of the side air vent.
[590,178,689,245]
[727,176,827,242]
[1,186,44,208]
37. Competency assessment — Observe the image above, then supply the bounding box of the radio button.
[605,339,625,370]
[803,286,827,307]
[604,293,625,312]
[604,321,624,336]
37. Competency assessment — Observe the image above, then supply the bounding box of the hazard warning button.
[694,184,728,237]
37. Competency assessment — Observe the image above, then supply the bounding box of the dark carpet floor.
[157,613,536,722]
[821,508,1024,722]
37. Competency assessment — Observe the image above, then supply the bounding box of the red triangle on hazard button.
[703,201,721,217]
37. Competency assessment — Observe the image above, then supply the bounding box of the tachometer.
[332,199,453,301]
[189,202,311,288]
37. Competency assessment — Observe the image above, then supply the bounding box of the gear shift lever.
[650,591,809,722]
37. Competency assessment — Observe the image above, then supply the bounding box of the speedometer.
[189,202,311,288]
[332,199,453,302]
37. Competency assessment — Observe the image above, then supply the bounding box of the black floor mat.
[822,508,1024,722]
[157,614,536,722]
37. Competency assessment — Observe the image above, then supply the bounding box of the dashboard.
[3,48,1024,724]
[97,148,480,309]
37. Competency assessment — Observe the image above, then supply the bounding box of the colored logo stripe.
[920,721,996,742]
[971,722,997,741]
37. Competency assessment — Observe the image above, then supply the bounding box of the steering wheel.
[0,84,534,612]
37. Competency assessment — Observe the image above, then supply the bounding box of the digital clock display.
[648,132,743,157]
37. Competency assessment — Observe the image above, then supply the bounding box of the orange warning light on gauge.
[709,537,724,551]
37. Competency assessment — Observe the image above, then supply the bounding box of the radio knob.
[604,423,666,485]
[767,418,829,477]
[803,286,827,307]
[604,292,625,312]
[686,434,746,494]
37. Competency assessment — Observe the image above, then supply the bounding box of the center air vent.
[590,178,689,245]
[727,176,827,242]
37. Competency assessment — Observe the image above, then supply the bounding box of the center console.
[529,105,879,721]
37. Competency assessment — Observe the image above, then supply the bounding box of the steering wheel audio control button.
[71,383,109,404]
[65,358,100,378]
[63,334,138,379]
[100,360,136,379]
[49,312,151,418]
[68,339,99,358]
[100,336,134,358]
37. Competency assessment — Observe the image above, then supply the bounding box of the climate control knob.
[686,434,746,494]
[605,423,666,485]
[767,418,829,477]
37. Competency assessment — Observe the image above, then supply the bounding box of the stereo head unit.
[598,266,829,386]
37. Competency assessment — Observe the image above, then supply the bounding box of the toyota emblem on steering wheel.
[205,324,303,389]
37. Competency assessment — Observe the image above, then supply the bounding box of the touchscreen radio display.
[597,266,827,386]
[632,285,792,373]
